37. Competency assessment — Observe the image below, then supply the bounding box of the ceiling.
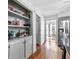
[28,0,70,16]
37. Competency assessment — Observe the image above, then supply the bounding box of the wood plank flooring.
[28,39,70,59]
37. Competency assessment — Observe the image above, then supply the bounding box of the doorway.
[46,20,57,42]
[36,15,41,49]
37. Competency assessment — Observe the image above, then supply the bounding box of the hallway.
[28,38,70,59]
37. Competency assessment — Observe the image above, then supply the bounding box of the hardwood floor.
[28,39,70,59]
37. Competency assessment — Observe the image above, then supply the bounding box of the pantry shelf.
[8,10,29,20]
[8,25,29,28]
[58,27,64,29]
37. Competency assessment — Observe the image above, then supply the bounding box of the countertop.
[8,36,32,45]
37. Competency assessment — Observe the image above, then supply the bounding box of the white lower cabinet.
[8,36,33,59]
[8,45,10,59]
[25,36,32,58]
[9,40,25,59]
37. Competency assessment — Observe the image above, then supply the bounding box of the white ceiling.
[28,0,70,16]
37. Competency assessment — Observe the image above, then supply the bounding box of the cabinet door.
[26,37,32,58]
[8,45,10,59]
[9,41,24,59]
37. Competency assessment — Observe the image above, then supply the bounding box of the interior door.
[36,15,41,46]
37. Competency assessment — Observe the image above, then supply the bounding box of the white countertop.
[8,36,32,45]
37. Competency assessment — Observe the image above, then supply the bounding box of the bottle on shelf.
[8,30,16,39]
[16,30,20,37]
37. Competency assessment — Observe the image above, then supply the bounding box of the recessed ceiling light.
[64,0,69,1]
[64,0,70,3]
